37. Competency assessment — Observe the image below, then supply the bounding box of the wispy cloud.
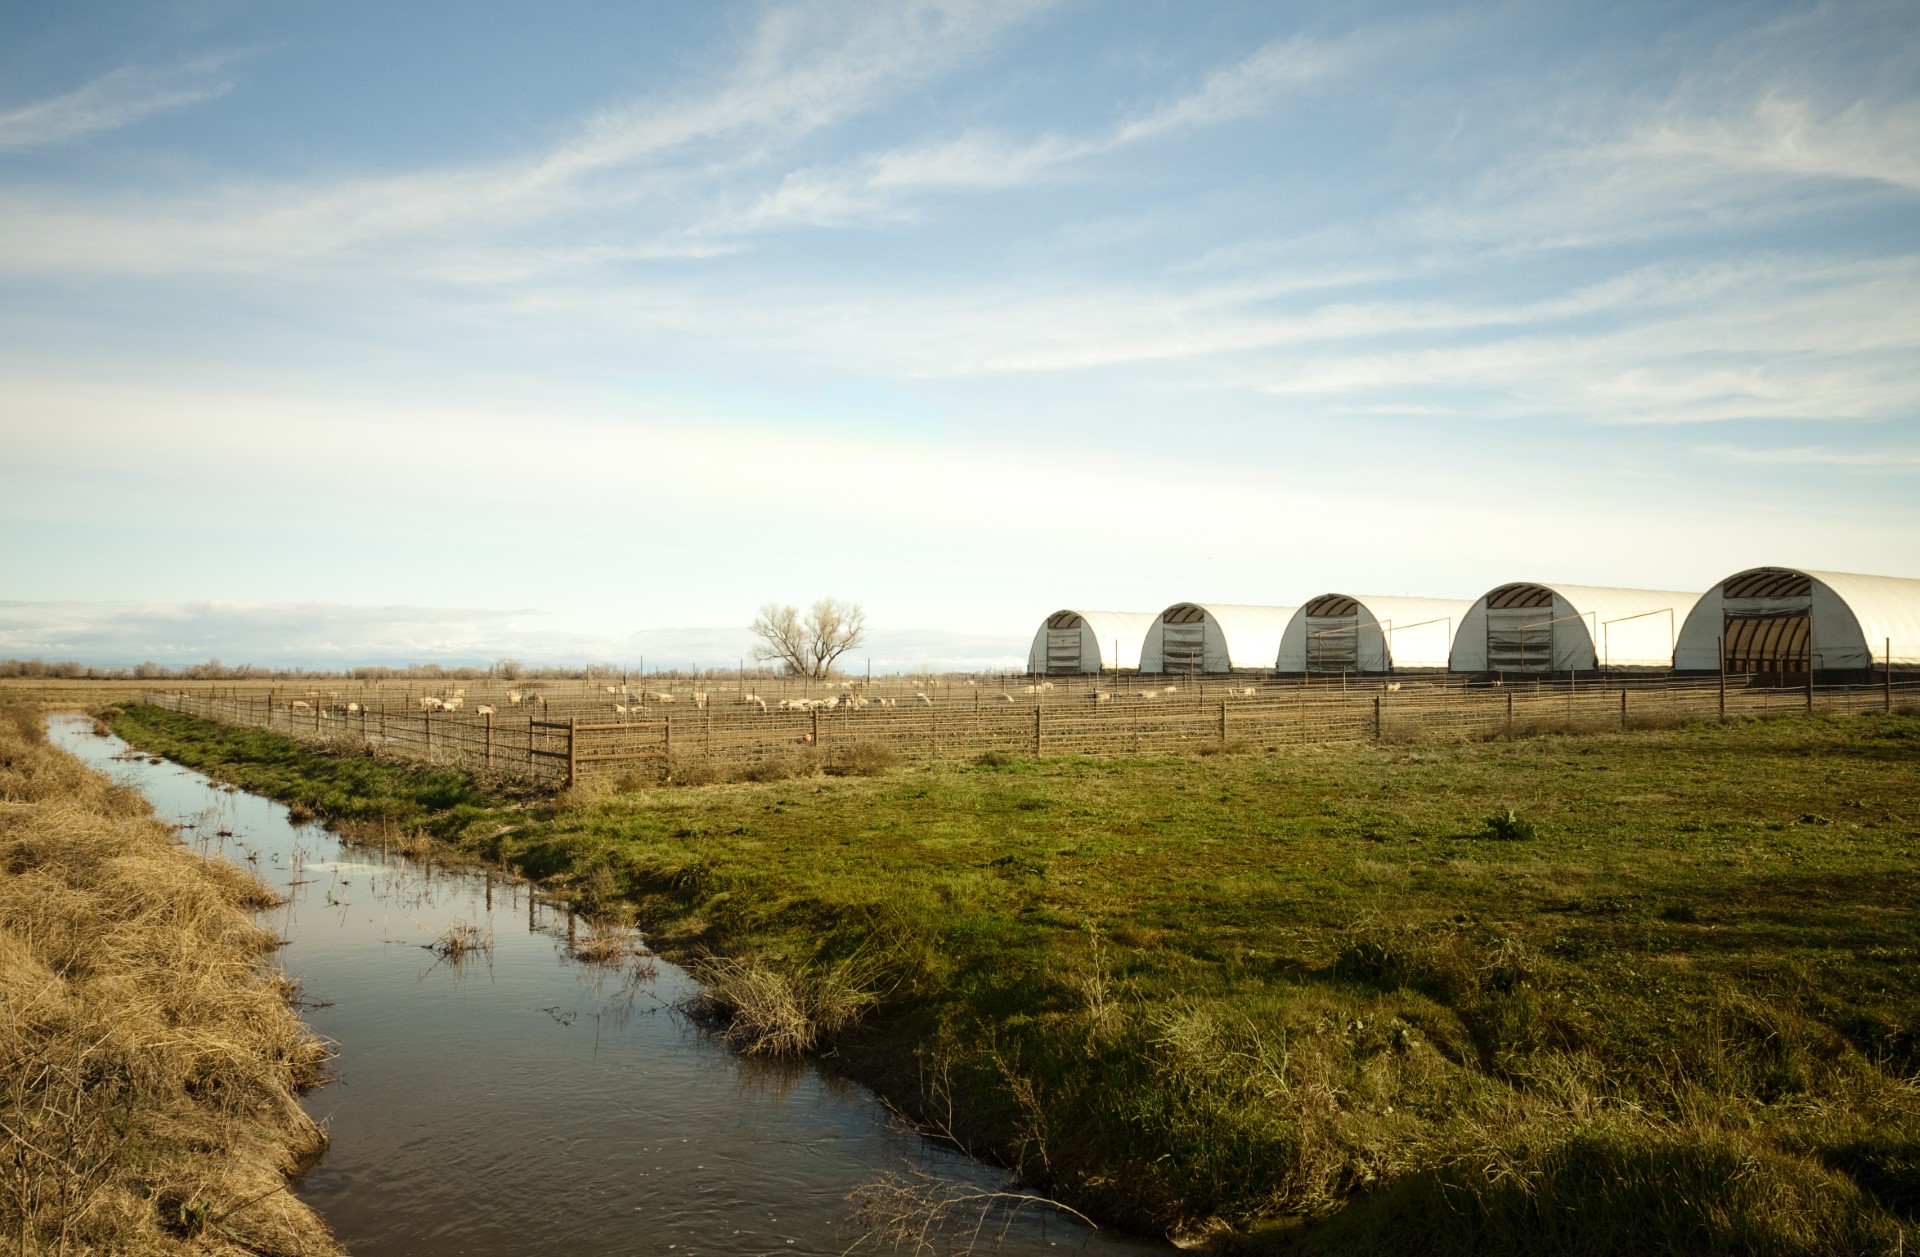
[1625,94,1920,192]
[1417,45,1920,255]
[0,0,1048,275]
[0,60,236,151]
[1112,31,1355,144]
[705,27,1371,235]
[1696,444,1920,469]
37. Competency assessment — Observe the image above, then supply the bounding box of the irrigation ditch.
[42,714,1164,1257]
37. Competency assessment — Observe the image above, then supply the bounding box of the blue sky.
[2,1,1916,669]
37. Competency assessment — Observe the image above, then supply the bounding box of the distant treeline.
[0,657,799,682]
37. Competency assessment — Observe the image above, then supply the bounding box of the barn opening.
[1303,595,1361,673]
[1043,612,1089,674]
[1158,604,1207,674]
[1484,583,1556,673]
[1721,570,1813,674]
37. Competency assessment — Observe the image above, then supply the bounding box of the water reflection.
[51,716,1167,1257]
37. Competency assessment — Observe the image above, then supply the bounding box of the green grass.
[111,705,503,840]
[110,704,1920,1252]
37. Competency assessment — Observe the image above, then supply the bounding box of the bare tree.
[751,598,868,679]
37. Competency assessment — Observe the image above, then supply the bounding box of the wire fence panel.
[130,672,1920,790]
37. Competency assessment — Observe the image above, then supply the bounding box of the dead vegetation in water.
[681,954,883,1057]
[844,1166,1097,1256]
[422,917,492,960]
[0,702,342,1256]
[567,920,658,978]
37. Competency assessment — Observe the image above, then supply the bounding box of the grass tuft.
[683,954,882,1056]
[424,917,491,960]
[825,741,901,777]
[1476,808,1539,841]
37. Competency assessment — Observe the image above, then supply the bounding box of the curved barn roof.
[1027,609,1157,673]
[1675,567,1920,670]
[1139,603,1298,673]
[1452,582,1701,671]
[1276,593,1475,672]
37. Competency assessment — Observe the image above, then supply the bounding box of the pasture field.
[108,666,1920,788]
[107,702,1920,1254]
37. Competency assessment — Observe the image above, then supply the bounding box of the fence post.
[486,711,494,769]
[1506,690,1514,740]
[1718,636,1727,722]
[1619,688,1627,731]
[1033,706,1043,756]
[424,712,432,761]
[812,706,821,747]
[1219,700,1228,743]
[1373,695,1381,740]
[567,717,578,789]
[1888,638,1894,714]
[664,715,673,763]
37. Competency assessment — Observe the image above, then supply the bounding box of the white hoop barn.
[1027,609,1157,675]
[1275,594,1475,674]
[1450,583,1701,674]
[1137,603,1298,675]
[1673,567,1920,676]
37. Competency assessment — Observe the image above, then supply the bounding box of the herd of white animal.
[283,678,1273,722]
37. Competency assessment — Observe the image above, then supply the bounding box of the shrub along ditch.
[108,702,1920,1253]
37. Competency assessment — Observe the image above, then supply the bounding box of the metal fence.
[135,670,1920,789]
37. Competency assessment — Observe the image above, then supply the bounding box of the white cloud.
[1112,31,1355,144]
[1625,94,1920,192]
[0,0,1049,275]
[0,60,235,151]
[1417,63,1920,255]
[0,601,1029,671]
[702,27,1371,236]
[0,600,589,666]
[1696,444,1920,469]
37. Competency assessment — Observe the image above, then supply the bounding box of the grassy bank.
[0,704,341,1256]
[110,703,1920,1253]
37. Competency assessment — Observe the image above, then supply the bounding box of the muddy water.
[50,717,1166,1257]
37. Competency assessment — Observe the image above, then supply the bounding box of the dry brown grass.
[824,741,901,777]
[424,918,491,961]
[0,702,342,1256]
[568,921,658,977]
[682,954,881,1056]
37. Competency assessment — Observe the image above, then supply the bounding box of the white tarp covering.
[1026,609,1157,674]
[1675,568,1920,671]
[1452,583,1701,672]
[1138,603,1299,674]
[1275,594,1474,672]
